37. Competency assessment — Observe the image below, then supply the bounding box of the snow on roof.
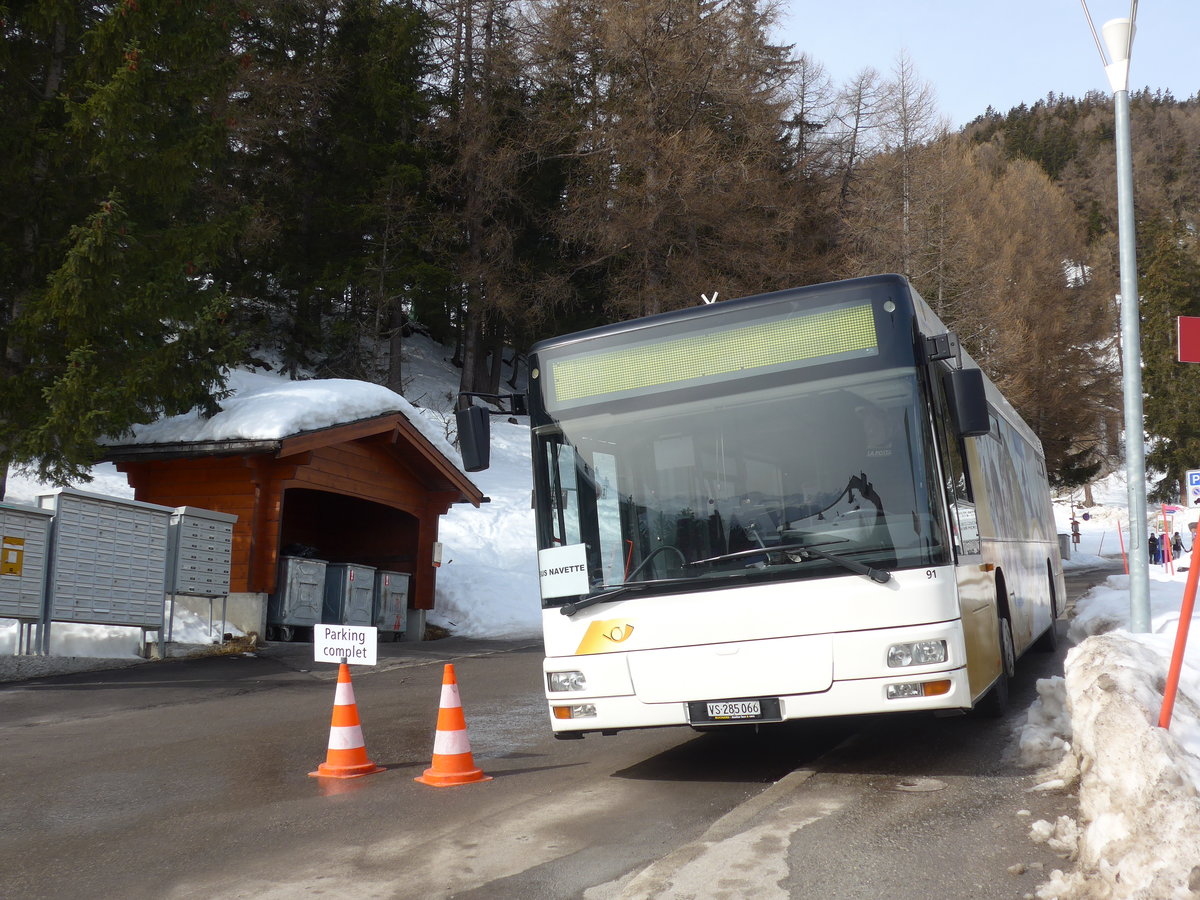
[106,369,468,475]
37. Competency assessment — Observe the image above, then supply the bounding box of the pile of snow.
[1022,494,1200,899]
[0,599,245,658]
[427,418,540,638]
[109,369,467,478]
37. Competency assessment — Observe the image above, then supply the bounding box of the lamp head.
[1101,17,1135,91]
[1102,17,1134,64]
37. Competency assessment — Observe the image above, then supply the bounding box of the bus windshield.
[534,366,950,605]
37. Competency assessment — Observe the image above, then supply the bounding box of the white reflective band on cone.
[433,729,472,756]
[327,725,366,750]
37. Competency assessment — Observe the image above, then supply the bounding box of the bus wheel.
[1033,571,1059,653]
[976,616,1015,718]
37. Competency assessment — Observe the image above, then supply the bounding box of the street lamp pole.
[1098,14,1151,632]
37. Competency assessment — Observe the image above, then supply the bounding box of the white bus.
[460,274,1064,737]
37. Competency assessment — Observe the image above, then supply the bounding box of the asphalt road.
[1,562,1119,899]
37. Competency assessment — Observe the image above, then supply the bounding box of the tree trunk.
[386,302,405,392]
[458,301,486,395]
[486,326,505,395]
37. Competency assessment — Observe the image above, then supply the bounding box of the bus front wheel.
[976,615,1015,718]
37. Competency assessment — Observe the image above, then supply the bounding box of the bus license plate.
[688,697,781,724]
[708,700,760,718]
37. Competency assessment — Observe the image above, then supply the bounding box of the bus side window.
[932,373,981,558]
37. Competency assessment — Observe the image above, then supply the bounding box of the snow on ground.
[1022,474,1200,898]
[7,340,1200,896]
[427,418,540,638]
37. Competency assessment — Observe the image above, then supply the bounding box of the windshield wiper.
[560,585,637,616]
[790,542,892,584]
[559,574,704,616]
[690,541,892,584]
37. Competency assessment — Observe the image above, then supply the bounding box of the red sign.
[1179,317,1200,363]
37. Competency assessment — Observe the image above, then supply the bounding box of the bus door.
[930,368,995,698]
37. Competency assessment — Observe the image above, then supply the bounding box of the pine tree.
[0,1,249,488]
[307,0,439,389]
[1141,218,1200,501]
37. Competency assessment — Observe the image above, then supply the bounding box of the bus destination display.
[548,300,878,408]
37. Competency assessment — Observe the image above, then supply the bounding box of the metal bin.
[322,563,376,627]
[373,570,410,639]
[268,556,327,640]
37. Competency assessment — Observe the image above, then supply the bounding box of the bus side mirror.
[943,369,990,437]
[455,405,491,472]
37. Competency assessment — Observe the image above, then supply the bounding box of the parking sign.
[1187,469,1200,505]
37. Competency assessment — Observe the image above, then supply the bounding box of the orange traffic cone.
[309,663,386,779]
[415,663,492,787]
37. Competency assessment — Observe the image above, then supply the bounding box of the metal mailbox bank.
[0,501,55,654]
[166,506,237,642]
[38,488,173,654]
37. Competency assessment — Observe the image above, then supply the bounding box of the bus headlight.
[552,704,597,719]
[548,670,587,692]
[886,680,952,700]
[887,640,947,668]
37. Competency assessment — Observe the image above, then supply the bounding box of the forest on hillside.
[4,1,1200,499]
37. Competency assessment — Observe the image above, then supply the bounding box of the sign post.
[313,623,378,666]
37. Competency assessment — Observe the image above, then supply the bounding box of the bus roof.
[532,274,1045,459]
[530,274,911,355]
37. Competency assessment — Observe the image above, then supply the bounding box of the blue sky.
[778,1,1198,127]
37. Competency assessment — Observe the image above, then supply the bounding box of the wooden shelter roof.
[104,412,484,507]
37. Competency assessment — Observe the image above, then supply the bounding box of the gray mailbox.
[167,507,236,596]
[38,488,173,655]
[0,501,55,654]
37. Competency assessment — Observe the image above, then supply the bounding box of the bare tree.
[945,149,1117,478]
[839,52,944,279]
[830,66,887,214]
[525,0,801,318]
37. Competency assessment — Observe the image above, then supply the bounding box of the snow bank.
[426,418,541,639]
[1034,634,1200,899]
[0,600,243,659]
[1019,550,1200,898]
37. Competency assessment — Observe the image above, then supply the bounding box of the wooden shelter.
[104,412,484,618]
